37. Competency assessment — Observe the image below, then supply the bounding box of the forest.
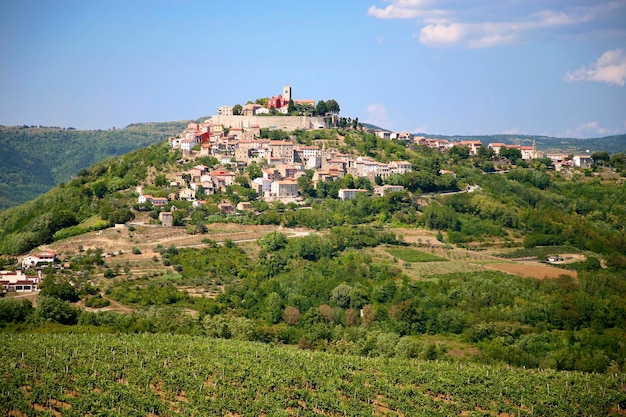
[0,120,187,209]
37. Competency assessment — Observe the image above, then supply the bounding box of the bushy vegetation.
[2,225,617,373]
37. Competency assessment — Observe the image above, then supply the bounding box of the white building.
[252,177,273,195]
[22,252,57,269]
[218,105,233,116]
[338,189,369,200]
[1,270,41,292]
[573,155,593,168]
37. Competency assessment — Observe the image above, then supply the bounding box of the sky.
[1,0,625,138]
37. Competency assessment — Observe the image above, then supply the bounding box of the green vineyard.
[1,333,624,416]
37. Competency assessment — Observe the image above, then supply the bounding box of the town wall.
[210,115,326,131]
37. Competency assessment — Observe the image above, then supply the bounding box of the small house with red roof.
[21,252,57,269]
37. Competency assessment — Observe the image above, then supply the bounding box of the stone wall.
[209,115,326,131]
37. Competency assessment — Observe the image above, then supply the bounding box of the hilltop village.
[143,86,592,218]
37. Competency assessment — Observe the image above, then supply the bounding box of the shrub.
[84,295,111,308]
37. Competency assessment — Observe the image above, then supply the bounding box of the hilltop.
[1,113,625,210]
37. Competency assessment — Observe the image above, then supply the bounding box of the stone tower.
[283,85,292,102]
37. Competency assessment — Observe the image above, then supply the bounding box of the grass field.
[385,247,448,262]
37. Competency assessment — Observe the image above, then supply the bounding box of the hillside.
[0,121,189,210]
[2,333,623,416]
[1,125,625,382]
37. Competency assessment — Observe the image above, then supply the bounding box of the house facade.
[1,270,41,292]
[22,252,57,269]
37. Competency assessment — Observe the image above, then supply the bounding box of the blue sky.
[1,0,625,138]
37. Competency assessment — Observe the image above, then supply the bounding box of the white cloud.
[564,49,626,86]
[367,0,437,19]
[364,104,393,128]
[502,127,520,135]
[563,121,617,137]
[419,22,519,48]
[368,1,623,48]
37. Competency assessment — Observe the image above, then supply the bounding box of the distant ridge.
[0,120,188,210]
[411,133,626,154]
[360,124,625,154]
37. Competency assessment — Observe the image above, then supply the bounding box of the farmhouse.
[21,251,57,268]
[573,155,593,168]
[0,270,41,293]
[159,212,173,227]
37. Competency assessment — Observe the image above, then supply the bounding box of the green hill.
[1,126,626,380]
[0,121,188,210]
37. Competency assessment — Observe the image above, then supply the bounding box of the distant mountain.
[0,121,189,210]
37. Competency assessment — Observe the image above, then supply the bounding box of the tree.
[255,97,269,107]
[298,175,316,198]
[421,203,459,231]
[283,306,302,325]
[245,162,262,180]
[232,104,243,115]
[319,304,340,323]
[39,278,79,302]
[477,145,496,160]
[257,231,288,252]
[154,174,167,187]
[91,181,108,198]
[315,100,327,116]
[0,299,33,325]
[107,208,134,225]
[448,145,470,160]
[325,99,340,115]
[331,283,352,308]
[35,296,79,325]
[590,151,610,166]
[361,304,377,327]
[609,153,626,171]
[265,292,283,324]
[500,147,522,163]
